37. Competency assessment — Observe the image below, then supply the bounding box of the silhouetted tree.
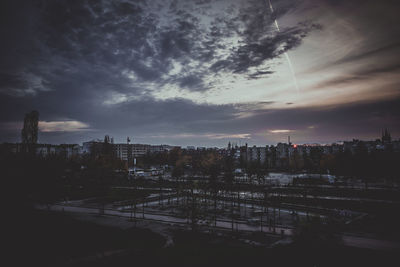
[21,110,39,153]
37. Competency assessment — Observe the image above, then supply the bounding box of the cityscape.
[3,110,400,266]
[4,115,400,178]
[2,0,400,266]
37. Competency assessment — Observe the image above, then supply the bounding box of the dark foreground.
[6,210,399,267]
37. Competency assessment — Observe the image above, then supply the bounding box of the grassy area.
[7,209,399,267]
[66,230,399,267]
[8,210,165,266]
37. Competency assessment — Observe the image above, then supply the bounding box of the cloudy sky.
[1,0,399,147]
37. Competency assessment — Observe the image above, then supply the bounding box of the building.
[82,140,105,156]
[276,143,289,159]
[149,145,173,153]
[114,143,175,161]
[382,128,392,144]
[245,145,268,164]
[113,143,149,161]
[35,144,81,158]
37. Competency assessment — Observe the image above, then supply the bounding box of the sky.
[0,0,399,147]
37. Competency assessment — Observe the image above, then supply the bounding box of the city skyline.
[4,117,397,149]
[1,0,400,147]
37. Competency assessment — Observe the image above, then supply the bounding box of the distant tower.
[382,129,391,144]
[288,135,291,145]
[21,110,39,144]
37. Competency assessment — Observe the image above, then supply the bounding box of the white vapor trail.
[267,0,300,93]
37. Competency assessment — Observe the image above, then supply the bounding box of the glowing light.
[269,129,293,133]
[149,133,251,140]
[39,121,90,132]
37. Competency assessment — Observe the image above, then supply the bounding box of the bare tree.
[21,110,39,153]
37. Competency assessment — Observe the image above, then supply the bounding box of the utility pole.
[127,136,132,168]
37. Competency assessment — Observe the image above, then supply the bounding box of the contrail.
[267,0,300,93]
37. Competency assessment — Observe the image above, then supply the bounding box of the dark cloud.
[211,23,318,75]
[1,0,399,146]
[306,0,400,72]
[0,0,315,97]
[333,42,400,67]
[0,73,27,91]
[2,87,399,146]
[311,63,400,90]
[178,75,206,91]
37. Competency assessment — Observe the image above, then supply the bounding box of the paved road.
[341,235,400,251]
[38,204,290,233]
[36,204,400,251]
